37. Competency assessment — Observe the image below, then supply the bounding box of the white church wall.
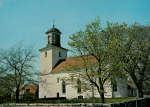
[40,50,53,74]
[52,47,67,70]
[39,72,89,99]
[39,71,114,99]
[112,78,128,98]
[40,47,67,75]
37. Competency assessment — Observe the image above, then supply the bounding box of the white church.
[39,25,136,99]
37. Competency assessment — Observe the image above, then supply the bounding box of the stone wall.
[1,97,150,107]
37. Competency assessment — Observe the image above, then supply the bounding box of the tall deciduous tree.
[0,43,37,102]
[118,25,150,98]
[0,74,15,99]
[68,20,126,103]
[68,19,150,101]
[105,22,150,98]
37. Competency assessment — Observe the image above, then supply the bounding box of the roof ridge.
[66,55,90,60]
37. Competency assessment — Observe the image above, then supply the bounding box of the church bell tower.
[39,24,67,75]
[46,24,61,47]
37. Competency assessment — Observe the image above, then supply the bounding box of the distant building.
[19,85,38,99]
[39,25,136,99]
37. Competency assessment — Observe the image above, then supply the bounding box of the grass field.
[16,97,137,103]
[2,97,137,104]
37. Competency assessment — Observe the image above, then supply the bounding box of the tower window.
[53,35,56,44]
[48,36,50,44]
[77,79,81,93]
[62,80,66,93]
[59,52,61,57]
[45,51,47,57]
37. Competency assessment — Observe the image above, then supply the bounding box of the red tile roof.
[20,85,38,94]
[52,55,97,72]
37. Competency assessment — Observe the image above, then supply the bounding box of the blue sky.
[0,0,150,68]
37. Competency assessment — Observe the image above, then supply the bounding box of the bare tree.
[0,43,37,102]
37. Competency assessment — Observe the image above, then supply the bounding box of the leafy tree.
[0,43,37,102]
[68,19,125,103]
[104,22,150,98]
[68,19,150,101]
[92,22,150,98]
[117,25,150,98]
[0,74,15,98]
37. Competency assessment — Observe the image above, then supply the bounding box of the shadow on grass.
[2,97,136,104]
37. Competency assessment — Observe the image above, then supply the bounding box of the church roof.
[39,45,68,52]
[52,55,97,72]
[46,25,61,34]
[19,85,38,95]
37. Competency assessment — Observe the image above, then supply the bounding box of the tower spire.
[52,19,55,28]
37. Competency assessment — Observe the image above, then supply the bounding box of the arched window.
[59,52,61,57]
[57,92,59,98]
[62,80,66,93]
[45,51,47,57]
[48,36,50,44]
[77,79,81,93]
[57,78,59,83]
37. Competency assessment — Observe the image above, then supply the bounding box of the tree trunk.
[99,86,105,103]
[100,92,105,103]
[92,85,94,98]
[137,89,143,98]
[136,82,144,98]
[97,87,105,103]
[16,88,19,103]
[129,73,144,98]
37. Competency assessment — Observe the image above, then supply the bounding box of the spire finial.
[52,19,55,28]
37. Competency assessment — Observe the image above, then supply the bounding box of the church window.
[59,52,61,57]
[53,36,56,44]
[77,79,81,93]
[48,36,50,44]
[57,92,59,98]
[62,80,66,93]
[52,35,55,44]
[45,51,47,57]
[49,37,52,44]
[57,78,59,83]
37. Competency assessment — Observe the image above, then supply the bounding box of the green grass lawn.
[26,97,136,103]
[3,97,137,104]
[105,97,136,103]
[63,97,136,103]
